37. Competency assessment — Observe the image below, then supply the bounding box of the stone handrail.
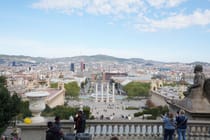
[17,120,210,140]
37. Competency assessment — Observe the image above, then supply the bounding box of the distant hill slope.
[0,54,47,64]
[0,54,209,65]
[0,54,160,65]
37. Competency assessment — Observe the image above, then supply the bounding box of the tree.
[0,76,7,86]
[64,82,80,98]
[80,82,85,89]
[17,101,32,120]
[50,82,58,88]
[42,105,91,120]
[123,82,151,97]
[0,76,20,134]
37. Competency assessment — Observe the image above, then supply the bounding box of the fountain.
[25,91,49,123]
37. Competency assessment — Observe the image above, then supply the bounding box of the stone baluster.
[111,125,115,136]
[128,124,132,136]
[94,124,98,136]
[151,125,154,137]
[188,125,193,138]
[145,125,149,137]
[156,125,161,137]
[106,125,110,136]
[117,124,121,136]
[139,125,143,136]
[86,124,91,133]
[134,125,138,136]
[99,124,103,136]
[195,125,199,137]
[122,124,126,136]
[207,126,210,137]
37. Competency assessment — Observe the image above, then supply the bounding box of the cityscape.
[1,0,210,140]
[0,54,210,140]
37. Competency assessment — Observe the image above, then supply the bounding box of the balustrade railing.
[17,120,210,140]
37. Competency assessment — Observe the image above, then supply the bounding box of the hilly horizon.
[0,54,209,65]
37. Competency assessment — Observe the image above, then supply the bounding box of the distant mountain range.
[0,54,209,66]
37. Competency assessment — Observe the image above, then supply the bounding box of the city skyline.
[0,0,210,63]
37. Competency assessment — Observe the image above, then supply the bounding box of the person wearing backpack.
[176,110,188,140]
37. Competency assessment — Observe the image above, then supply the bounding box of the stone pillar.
[112,83,115,102]
[106,83,109,103]
[95,83,98,102]
[101,83,104,102]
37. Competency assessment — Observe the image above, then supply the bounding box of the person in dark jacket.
[53,116,63,140]
[176,110,188,140]
[46,121,58,140]
[74,110,86,133]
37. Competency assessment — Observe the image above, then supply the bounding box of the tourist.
[46,121,57,140]
[53,116,64,140]
[1,135,6,140]
[162,112,176,140]
[74,110,86,133]
[176,110,188,140]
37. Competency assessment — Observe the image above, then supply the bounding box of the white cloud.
[135,9,210,31]
[146,0,187,8]
[32,0,145,16]
[32,0,210,32]
[146,0,165,8]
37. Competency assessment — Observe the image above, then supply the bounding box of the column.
[112,83,115,102]
[106,83,109,103]
[95,83,98,102]
[101,83,104,102]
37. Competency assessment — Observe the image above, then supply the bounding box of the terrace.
[17,119,210,140]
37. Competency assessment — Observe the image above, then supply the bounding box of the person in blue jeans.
[176,110,188,140]
[162,112,176,140]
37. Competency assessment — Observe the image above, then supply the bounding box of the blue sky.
[0,0,210,63]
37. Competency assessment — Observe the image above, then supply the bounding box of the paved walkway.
[67,97,147,120]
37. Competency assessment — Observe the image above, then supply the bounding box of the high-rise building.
[12,61,16,66]
[80,61,84,72]
[83,63,85,70]
[70,63,75,72]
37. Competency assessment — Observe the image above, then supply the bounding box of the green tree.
[52,106,77,120]
[42,105,91,120]
[0,76,24,134]
[80,82,85,89]
[0,76,7,86]
[50,82,58,88]
[17,101,32,119]
[123,82,151,97]
[64,82,80,98]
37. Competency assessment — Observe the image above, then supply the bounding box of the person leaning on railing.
[161,112,176,140]
[176,110,188,140]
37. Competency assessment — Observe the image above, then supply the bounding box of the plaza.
[68,95,147,120]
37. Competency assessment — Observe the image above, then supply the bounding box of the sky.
[0,0,210,63]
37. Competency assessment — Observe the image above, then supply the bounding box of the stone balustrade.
[17,120,210,140]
